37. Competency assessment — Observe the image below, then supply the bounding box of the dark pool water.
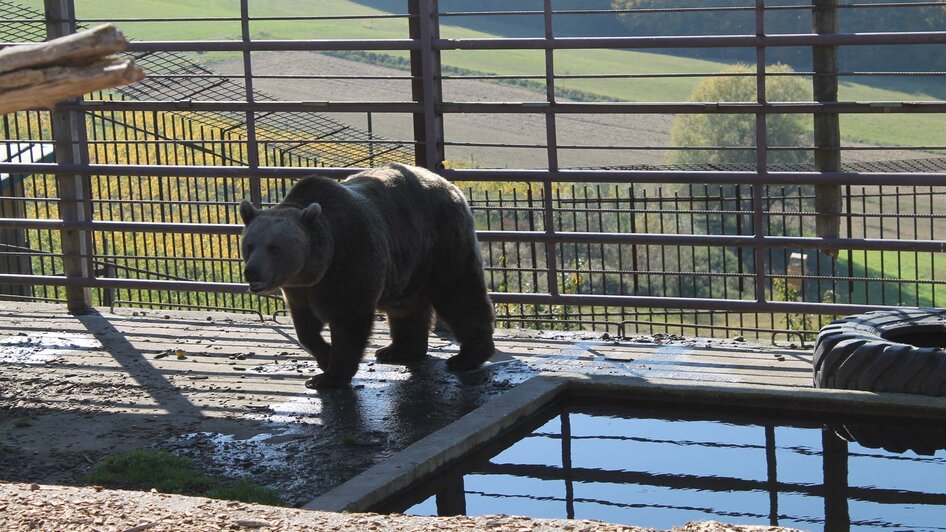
[393,402,946,531]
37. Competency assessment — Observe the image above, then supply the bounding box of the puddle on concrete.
[0,332,101,365]
[391,401,946,532]
[155,352,538,505]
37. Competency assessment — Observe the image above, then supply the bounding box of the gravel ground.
[0,481,803,532]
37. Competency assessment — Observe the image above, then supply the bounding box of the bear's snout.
[243,266,261,283]
[243,265,270,293]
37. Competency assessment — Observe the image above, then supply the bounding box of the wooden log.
[0,23,144,114]
[0,58,144,115]
[0,24,130,75]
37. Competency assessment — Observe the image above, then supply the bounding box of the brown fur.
[239,163,495,389]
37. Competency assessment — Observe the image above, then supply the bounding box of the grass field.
[836,250,946,307]
[16,0,946,149]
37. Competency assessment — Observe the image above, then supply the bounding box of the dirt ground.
[210,51,938,169]
[0,481,805,532]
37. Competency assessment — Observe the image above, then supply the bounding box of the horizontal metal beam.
[59,100,946,115]
[0,274,918,316]
[61,100,422,113]
[0,162,360,179]
[2,217,944,253]
[124,38,419,52]
[3,163,946,187]
[0,274,246,293]
[439,101,946,115]
[444,168,946,186]
[477,230,946,253]
[489,292,913,316]
[436,31,946,50]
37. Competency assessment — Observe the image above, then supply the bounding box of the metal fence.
[1,0,945,340]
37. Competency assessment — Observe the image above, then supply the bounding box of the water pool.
[383,400,946,531]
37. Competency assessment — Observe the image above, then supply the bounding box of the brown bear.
[239,163,495,389]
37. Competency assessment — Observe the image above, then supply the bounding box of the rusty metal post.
[753,0,768,305]
[542,0,560,298]
[813,0,841,255]
[240,0,262,206]
[45,0,92,312]
[408,0,444,170]
[822,428,850,531]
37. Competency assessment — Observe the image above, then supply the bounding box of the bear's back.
[342,164,470,228]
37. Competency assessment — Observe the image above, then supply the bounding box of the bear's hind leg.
[376,305,432,364]
[432,281,495,372]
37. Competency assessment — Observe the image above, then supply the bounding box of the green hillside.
[18,0,946,149]
[836,250,945,307]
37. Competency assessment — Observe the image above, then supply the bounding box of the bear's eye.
[266,244,280,254]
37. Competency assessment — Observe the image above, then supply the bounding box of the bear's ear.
[239,199,260,225]
[301,202,322,225]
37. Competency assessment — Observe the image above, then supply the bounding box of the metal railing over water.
[1,0,945,340]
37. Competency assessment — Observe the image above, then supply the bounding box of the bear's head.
[239,200,330,293]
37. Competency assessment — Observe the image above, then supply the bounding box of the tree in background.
[668,63,809,166]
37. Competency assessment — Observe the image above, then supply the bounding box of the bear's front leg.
[287,298,330,370]
[305,311,374,390]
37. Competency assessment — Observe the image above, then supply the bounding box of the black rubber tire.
[830,423,946,455]
[813,308,946,396]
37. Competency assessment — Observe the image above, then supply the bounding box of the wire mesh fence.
[1,0,945,341]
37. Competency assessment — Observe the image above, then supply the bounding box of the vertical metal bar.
[435,476,467,516]
[45,0,92,312]
[240,0,261,207]
[765,425,779,526]
[408,0,444,170]
[813,0,842,248]
[560,411,575,520]
[543,0,560,298]
[367,112,375,167]
[629,184,639,295]
[753,0,768,306]
[822,428,850,532]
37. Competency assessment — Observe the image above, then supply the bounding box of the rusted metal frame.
[444,169,946,186]
[813,0,843,247]
[240,0,262,207]
[56,101,423,113]
[0,273,926,317]
[37,12,414,23]
[407,0,444,168]
[437,101,946,114]
[475,231,946,253]
[120,39,418,52]
[4,163,946,187]
[45,0,93,312]
[2,217,944,254]
[434,31,946,50]
[52,100,946,114]
[542,0,560,297]
[753,0,768,305]
[487,292,923,316]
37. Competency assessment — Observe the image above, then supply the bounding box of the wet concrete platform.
[0,302,813,506]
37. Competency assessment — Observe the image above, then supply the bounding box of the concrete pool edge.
[304,374,946,513]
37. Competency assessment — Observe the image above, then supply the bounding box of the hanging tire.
[830,422,946,455]
[813,308,946,397]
